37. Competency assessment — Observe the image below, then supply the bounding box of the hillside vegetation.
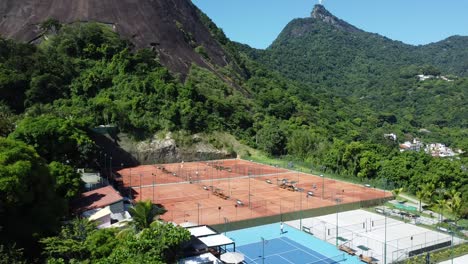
[0,5,467,262]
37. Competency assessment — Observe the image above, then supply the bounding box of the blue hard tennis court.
[226,223,361,264]
[237,236,344,264]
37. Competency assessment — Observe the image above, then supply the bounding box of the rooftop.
[72,186,123,213]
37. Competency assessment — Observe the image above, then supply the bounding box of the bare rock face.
[0,0,229,77]
[311,4,361,33]
[136,137,180,164]
[119,134,232,164]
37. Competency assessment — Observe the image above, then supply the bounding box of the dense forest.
[0,5,467,262]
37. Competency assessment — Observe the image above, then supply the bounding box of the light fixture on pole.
[300,189,303,230]
[109,156,112,183]
[450,229,454,264]
[248,172,251,209]
[383,179,387,264]
[321,174,324,200]
[139,173,142,201]
[129,168,132,198]
[104,153,107,178]
[224,217,229,235]
[261,237,265,264]
[235,204,238,220]
[152,173,156,202]
[335,197,342,246]
[197,202,201,224]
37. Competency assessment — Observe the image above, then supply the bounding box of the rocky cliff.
[311,4,361,33]
[0,0,229,77]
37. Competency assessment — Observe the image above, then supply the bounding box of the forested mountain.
[239,4,467,140]
[0,1,467,261]
[250,5,468,94]
[419,36,468,76]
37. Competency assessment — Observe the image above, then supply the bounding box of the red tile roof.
[72,186,123,213]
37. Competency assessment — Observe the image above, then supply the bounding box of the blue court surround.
[237,236,343,264]
[226,223,362,264]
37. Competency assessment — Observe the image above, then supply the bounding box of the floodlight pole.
[104,153,107,179]
[384,209,387,264]
[109,156,112,183]
[300,188,303,230]
[335,198,341,246]
[129,168,132,198]
[321,174,324,200]
[139,173,142,201]
[451,229,454,264]
[384,179,387,264]
[261,237,265,264]
[152,173,155,202]
[299,169,302,230]
[335,200,338,246]
[235,204,238,220]
[197,203,201,224]
[248,172,251,209]
[224,217,228,235]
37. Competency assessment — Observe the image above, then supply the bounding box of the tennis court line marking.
[250,249,299,264]
[279,237,323,261]
[239,249,256,264]
[277,254,296,264]
[241,240,308,263]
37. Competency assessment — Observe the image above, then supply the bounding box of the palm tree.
[392,187,404,199]
[422,183,435,199]
[447,190,462,225]
[434,198,448,224]
[129,200,167,231]
[416,190,424,212]
[416,183,435,212]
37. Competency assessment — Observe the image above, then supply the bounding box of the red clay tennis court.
[115,159,392,225]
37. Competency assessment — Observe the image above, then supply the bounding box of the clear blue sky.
[192,0,468,49]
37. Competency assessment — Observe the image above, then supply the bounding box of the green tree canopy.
[9,115,95,166]
[256,120,287,156]
[49,161,84,200]
[0,137,64,253]
[41,218,190,264]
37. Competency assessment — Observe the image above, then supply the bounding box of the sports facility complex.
[114,159,463,263]
[116,159,391,225]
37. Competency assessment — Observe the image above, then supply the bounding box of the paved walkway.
[438,253,468,264]
[399,193,424,206]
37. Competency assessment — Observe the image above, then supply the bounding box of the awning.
[199,234,234,248]
[187,226,217,237]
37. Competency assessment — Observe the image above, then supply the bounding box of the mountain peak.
[311,4,361,33]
